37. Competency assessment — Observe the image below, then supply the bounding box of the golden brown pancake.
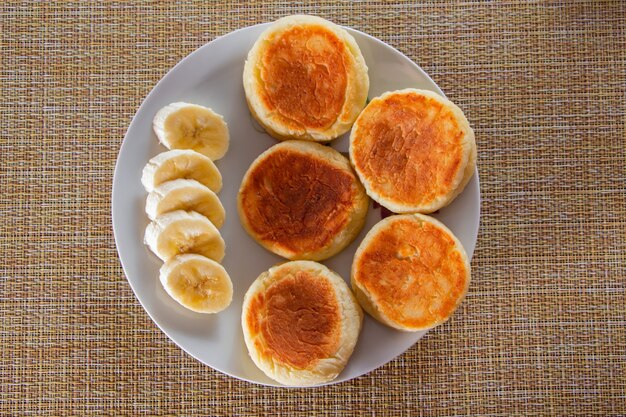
[243,15,369,142]
[238,140,369,261]
[246,267,340,369]
[260,25,347,131]
[351,214,470,331]
[242,261,362,386]
[350,88,476,214]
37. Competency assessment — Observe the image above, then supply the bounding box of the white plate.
[112,23,480,387]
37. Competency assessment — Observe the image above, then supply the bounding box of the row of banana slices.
[141,102,234,314]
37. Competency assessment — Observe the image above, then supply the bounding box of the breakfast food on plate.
[143,101,231,316]
[128,20,479,383]
[144,210,225,262]
[160,254,233,313]
[153,102,229,161]
[146,179,225,228]
[238,140,369,261]
[349,88,476,214]
[351,213,470,331]
[141,149,222,193]
[242,260,362,386]
[243,15,369,142]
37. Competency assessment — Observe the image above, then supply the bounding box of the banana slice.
[141,149,222,193]
[146,179,226,228]
[144,210,225,262]
[160,254,233,313]
[153,102,229,161]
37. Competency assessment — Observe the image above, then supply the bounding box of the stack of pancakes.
[239,15,475,386]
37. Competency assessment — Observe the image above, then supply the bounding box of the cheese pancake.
[351,214,470,331]
[242,261,362,386]
[238,140,369,261]
[243,15,369,142]
[350,88,476,214]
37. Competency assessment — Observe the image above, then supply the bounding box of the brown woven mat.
[2,1,625,415]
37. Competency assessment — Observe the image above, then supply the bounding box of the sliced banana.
[153,102,229,161]
[141,149,222,193]
[144,210,225,262]
[146,179,226,228]
[160,254,233,313]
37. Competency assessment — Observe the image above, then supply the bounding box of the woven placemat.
[2,1,625,415]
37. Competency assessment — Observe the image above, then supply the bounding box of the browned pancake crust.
[352,92,465,207]
[259,25,347,131]
[245,269,341,369]
[354,217,469,329]
[239,147,356,255]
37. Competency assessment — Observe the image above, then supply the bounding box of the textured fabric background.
[2,1,625,415]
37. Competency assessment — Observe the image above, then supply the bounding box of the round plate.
[112,23,480,387]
